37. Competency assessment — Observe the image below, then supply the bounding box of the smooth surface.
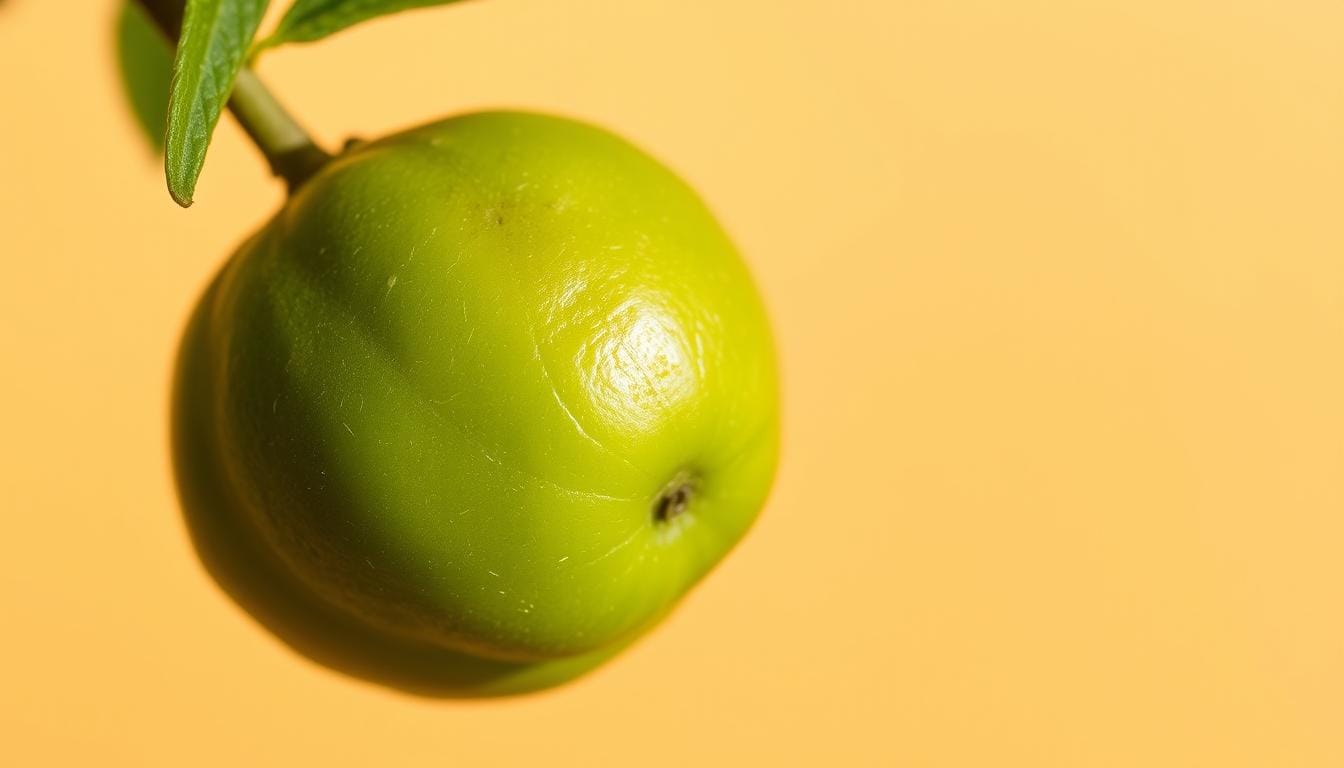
[202,111,776,666]
[1,0,1342,765]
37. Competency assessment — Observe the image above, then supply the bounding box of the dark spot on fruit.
[653,481,694,524]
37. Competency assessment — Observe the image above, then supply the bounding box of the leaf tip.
[168,183,195,208]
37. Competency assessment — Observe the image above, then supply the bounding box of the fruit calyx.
[653,473,698,524]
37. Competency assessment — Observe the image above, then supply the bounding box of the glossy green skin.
[203,112,778,670]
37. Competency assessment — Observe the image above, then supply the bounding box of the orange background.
[2,1,1342,765]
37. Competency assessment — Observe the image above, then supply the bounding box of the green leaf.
[255,0,469,52]
[166,0,270,207]
[116,1,174,153]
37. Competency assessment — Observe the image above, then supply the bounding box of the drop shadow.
[170,272,618,698]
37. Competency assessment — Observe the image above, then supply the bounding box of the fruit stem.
[134,0,331,192]
[227,70,332,191]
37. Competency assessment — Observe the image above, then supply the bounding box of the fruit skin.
[174,286,632,697]
[189,111,778,678]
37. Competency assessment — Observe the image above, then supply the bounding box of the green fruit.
[183,111,777,690]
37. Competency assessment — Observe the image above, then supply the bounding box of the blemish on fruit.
[653,479,694,524]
